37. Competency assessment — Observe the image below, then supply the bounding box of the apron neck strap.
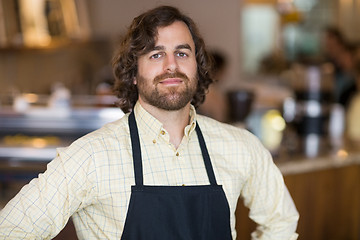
[129,111,144,186]
[128,111,218,186]
[194,123,218,185]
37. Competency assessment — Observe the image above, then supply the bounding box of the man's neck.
[138,100,191,149]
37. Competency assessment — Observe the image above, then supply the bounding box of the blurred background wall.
[1,0,360,96]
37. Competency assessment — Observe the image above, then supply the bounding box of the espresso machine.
[283,62,335,157]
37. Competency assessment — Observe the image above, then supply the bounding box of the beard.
[136,71,197,111]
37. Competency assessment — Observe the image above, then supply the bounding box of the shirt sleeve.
[240,135,299,240]
[0,143,96,239]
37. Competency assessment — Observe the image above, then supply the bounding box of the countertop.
[276,148,360,176]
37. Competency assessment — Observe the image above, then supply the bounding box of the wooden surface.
[284,164,360,240]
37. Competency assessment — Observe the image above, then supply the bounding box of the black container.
[227,90,254,123]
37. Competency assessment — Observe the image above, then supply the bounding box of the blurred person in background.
[197,50,229,122]
[323,26,345,71]
[346,50,360,142]
[323,26,357,107]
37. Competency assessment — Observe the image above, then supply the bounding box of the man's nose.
[163,54,178,72]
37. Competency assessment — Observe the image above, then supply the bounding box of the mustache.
[154,71,189,83]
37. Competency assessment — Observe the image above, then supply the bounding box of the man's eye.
[150,53,162,59]
[176,52,188,58]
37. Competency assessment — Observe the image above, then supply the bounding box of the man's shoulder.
[71,114,130,147]
[54,114,131,170]
[196,115,255,141]
[196,115,267,160]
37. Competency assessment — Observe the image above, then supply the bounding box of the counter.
[0,107,124,161]
[277,149,360,175]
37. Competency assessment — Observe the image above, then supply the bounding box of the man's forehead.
[153,22,195,47]
[152,44,193,51]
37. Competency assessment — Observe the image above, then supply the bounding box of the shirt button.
[160,130,165,135]
[152,139,156,144]
[176,152,179,157]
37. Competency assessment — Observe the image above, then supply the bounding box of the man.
[0,6,299,239]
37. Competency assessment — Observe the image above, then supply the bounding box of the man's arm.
[0,145,94,239]
[241,141,299,240]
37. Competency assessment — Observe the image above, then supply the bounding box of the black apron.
[121,111,232,240]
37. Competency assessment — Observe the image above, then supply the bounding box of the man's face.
[135,21,198,111]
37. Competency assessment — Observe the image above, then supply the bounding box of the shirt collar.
[185,105,197,137]
[133,102,197,140]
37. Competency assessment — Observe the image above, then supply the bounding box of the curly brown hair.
[112,5,214,113]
